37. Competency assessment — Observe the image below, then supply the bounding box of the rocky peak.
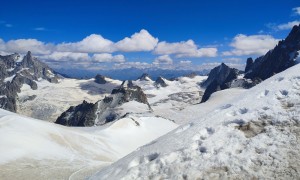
[55,81,151,127]
[94,74,107,84]
[201,63,238,88]
[201,63,238,103]
[245,58,254,73]
[0,52,59,112]
[244,24,300,80]
[155,76,168,87]
[112,80,149,105]
[138,73,152,81]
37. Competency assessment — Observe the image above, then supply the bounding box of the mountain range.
[0,24,299,179]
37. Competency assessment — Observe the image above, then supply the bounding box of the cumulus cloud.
[3,38,54,55]
[293,7,300,15]
[115,29,158,52]
[277,20,300,30]
[39,52,90,61]
[56,34,115,53]
[153,55,173,64]
[222,34,279,56]
[92,53,125,63]
[154,40,217,58]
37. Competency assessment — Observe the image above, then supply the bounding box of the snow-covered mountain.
[0,51,59,112]
[17,76,121,122]
[55,80,152,126]
[91,62,300,180]
[0,51,122,121]
[1,23,299,180]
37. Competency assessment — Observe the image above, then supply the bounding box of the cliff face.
[0,51,59,112]
[201,63,238,103]
[245,24,300,80]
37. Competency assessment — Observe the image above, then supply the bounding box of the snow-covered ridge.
[0,108,177,179]
[91,64,300,179]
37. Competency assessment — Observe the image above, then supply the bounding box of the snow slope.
[0,109,177,179]
[134,76,207,124]
[16,77,122,122]
[91,64,300,179]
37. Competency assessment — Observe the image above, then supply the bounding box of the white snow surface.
[0,109,177,179]
[4,74,16,83]
[17,77,122,122]
[134,76,207,124]
[91,64,300,179]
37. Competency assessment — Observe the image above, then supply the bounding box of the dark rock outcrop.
[245,58,254,73]
[155,76,168,87]
[0,51,59,112]
[55,100,98,127]
[244,24,300,80]
[94,74,107,84]
[138,73,152,81]
[55,80,151,127]
[201,63,238,103]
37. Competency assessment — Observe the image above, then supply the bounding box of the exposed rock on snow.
[137,73,152,81]
[16,78,121,122]
[0,51,59,112]
[201,63,238,102]
[91,63,300,180]
[245,24,300,80]
[55,80,152,126]
[154,76,168,87]
[94,74,107,84]
[245,57,254,73]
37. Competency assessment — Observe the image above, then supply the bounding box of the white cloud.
[56,34,115,53]
[115,29,158,52]
[92,53,125,63]
[4,38,54,55]
[153,55,173,64]
[293,7,300,15]
[277,20,300,30]
[179,60,192,64]
[222,57,242,63]
[223,34,279,56]
[113,61,152,69]
[40,52,90,61]
[154,40,217,58]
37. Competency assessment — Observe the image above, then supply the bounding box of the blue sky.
[0,0,299,70]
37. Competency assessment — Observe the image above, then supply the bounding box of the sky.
[0,0,300,71]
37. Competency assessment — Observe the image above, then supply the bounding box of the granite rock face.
[55,80,151,127]
[94,74,107,84]
[244,24,300,80]
[201,63,238,103]
[0,51,59,112]
[55,100,98,127]
[155,76,168,87]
